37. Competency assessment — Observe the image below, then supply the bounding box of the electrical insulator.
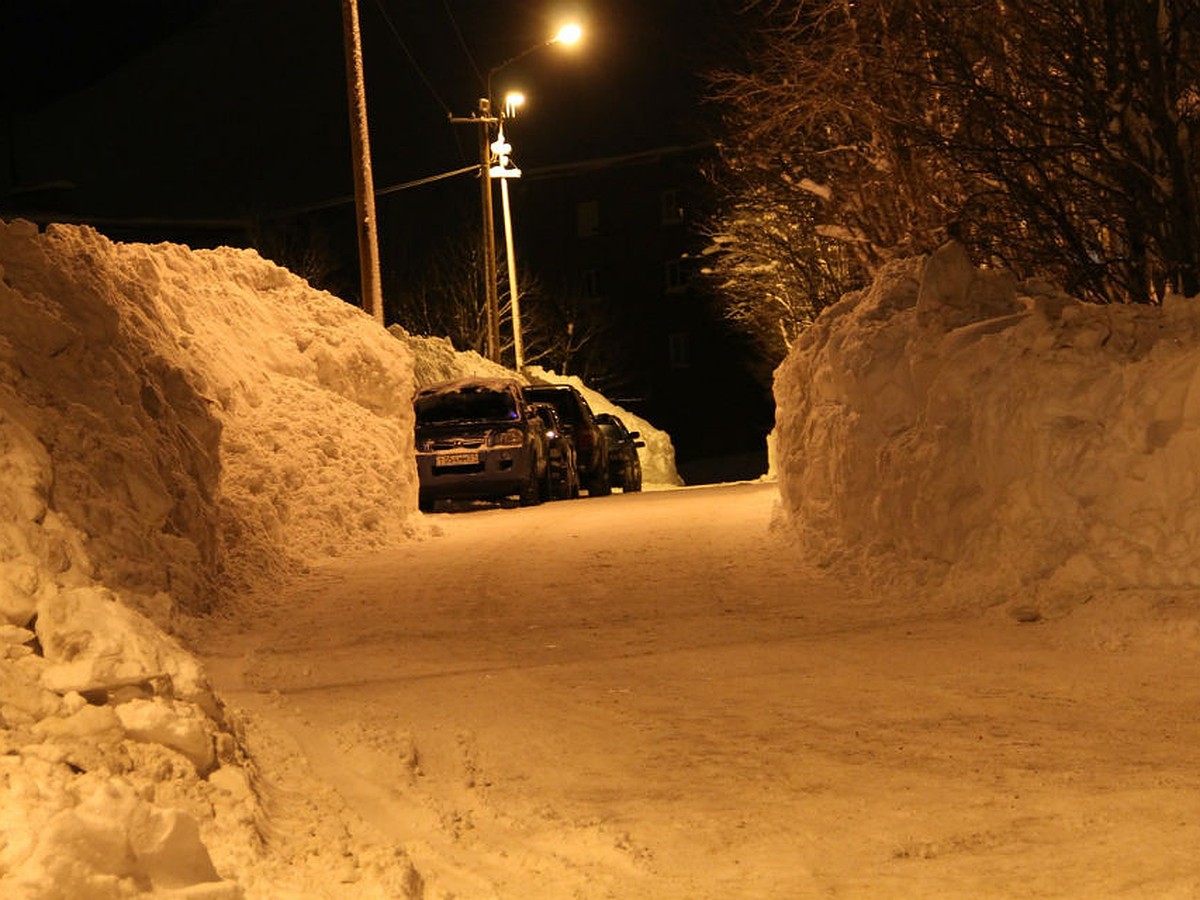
[489,129,522,179]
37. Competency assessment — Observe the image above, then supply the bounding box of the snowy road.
[196,482,1200,899]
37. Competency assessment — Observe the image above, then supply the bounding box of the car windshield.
[525,389,575,421]
[416,388,519,424]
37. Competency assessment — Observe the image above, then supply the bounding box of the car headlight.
[489,427,525,447]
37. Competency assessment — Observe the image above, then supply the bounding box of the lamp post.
[451,23,582,366]
[490,116,524,369]
[476,99,502,362]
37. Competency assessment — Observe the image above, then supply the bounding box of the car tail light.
[489,427,525,447]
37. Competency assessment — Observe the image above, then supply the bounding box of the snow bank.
[1,219,419,613]
[774,240,1200,610]
[388,325,514,388]
[0,219,421,896]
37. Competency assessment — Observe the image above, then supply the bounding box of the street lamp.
[451,23,582,365]
[485,22,583,106]
[490,108,524,369]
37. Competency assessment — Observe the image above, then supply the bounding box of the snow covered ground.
[2,220,1199,896]
[194,481,1200,899]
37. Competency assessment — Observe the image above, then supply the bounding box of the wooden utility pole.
[340,0,384,325]
[476,98,501,362]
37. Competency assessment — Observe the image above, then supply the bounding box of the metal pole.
[499,177,523,370]
[340,0,384,324]
[476,99,501,362]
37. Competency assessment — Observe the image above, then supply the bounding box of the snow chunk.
[3,769,232,896]
[115,698,217,775]
[36,586,209,702]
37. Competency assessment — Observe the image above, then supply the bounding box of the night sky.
[1,0,738,224]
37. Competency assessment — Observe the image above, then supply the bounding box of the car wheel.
[626,462,642,492]
[418,494,435,512]
[587,465,612,497]
[519,474,543,506]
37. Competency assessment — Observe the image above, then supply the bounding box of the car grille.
[428,436,486,451]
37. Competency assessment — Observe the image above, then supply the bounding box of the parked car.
[521,383,611,496]
[596,412,645,492]
[530,402,580,500]
[413,378,548,511]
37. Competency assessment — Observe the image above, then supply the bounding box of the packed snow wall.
[0,219,419,618]
[0,219,423,895]
[774,241,1200,607]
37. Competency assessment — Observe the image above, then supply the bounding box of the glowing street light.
[553,22,583,46]
[503,91,526,119]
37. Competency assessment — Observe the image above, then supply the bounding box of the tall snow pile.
[0,219,420,896]
[774,240,1200,610]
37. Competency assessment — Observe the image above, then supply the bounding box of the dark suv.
[414,378,548,511]
[596,412,644,492]
[521,383,611,496]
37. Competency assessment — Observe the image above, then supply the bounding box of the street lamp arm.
[485,39,553,102]
[485,23,582,102]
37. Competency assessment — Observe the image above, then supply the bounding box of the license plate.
[436,450,479,467]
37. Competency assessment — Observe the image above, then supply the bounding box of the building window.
[580,269,601,298]
[668,332,691,369]
[661,189,683,225]
[665,259,687,294]
[576,200,600,238]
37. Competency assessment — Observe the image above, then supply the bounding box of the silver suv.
[414,378,548,511]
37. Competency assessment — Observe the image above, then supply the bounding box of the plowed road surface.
[197,482,1200,899]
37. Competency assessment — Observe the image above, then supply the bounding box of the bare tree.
[251,214,344,293]
[708,0,1200,313]
[386,229,490,356]
[387,232,635,393]
[515,281,639,396]
[701,163,857,366]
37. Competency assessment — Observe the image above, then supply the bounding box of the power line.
[440,0,484,91]
[377,163,480,196]
[368,0,454,118]
[265,163,480,218]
